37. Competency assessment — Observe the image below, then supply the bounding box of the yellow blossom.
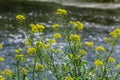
[4,69,12,76]
[96,46,105,52]
[0,44,3,49]
[25,39,31,46]
[94,59,103,67]
[48,39,56,44]
[22,68,28,76]
[0,57,5,62]
[116,64,120,69]
[108,57,115,63]
[52,24,60,30]
[69,21,84,30]
[109,28,120,38]
[53,33,62,39]
[15,54,24,61]
[27,47,36,55]
[16,15,25,20]
[50,48,55,53]
[85,41,94,47]
[15,48,22,53]
[31,24,45,33]
[79,49,87,55]
[56,8,67,15]
[70,34,80,42]
[36,41,45,48]
[0,75,4,80]
[65,76,74,80]
[35,64,44,71]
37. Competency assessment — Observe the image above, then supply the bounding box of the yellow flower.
[70,34,80,42]
[50,48,55,53]
[68,54,79,60]
[48,39,56,44]
[96,46,105,52]
[35,64,44,71]
[69,21,84,30]
[31,24,45,33]
[27,47,36,56]
[36,41,45,48]
[109,28,120,38]
[15,48,22,53]
[52,24,60,30]
[22,68,28,76]
[79,49,87,55]
[108,57,115,63]
[94,60,103,67]
[85,41,94,47]
[0,44,3,49]
[0,57,5,62]
[104,37,110,42]
[56,8,67,15]
[116,64,120,69]
[0,75,4,80]
[15,54,24,61]
[25,39,31,46]
[65,76,74,80]
[53,33,62,39]
[4,69,12,76]
[16,15,25,20]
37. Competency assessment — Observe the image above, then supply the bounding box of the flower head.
[4,69,12,76]
[15,54,24,61]
[0,57,5,62]
[108,57,115,63]
[65,76,74,80]
[79,49,87,55]
[35,64,44,71]
[116,64,120,69]
[85,41,94,47]
[0,44,3,49]
[15,48,22,53]
[56,8,67,15]
[52,24,60,30]
[94,60,103,67]
[48,39,56,44]
[22,68,28,76]
[70,34,80,42]
[16,15,25,20]
[27,47,36,56]
[96,46,105,52]
[0,75,4,80]
[53,33,62,39]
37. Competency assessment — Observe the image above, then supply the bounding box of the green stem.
[17,60,20,80]
[33,58,37,80]
[23,75,26,80]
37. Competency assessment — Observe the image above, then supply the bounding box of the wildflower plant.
[0,8,120,80]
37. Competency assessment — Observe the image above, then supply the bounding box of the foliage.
[0,8,120,80]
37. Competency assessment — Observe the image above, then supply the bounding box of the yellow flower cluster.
[0,57,5,62]
[16,15,25,20]
[25,39,31,46]
[22,68,28,76]
[35,64,44,71]
[0,75,4,80]
[116,64,120,69]
[109,28,120,38]
[70,34,80,42]
[96,46,105,52]
[4,69,11,76]
[53,33,62,39]
[68,53,79,60]
[85,41,94,47]
[52,24,60,30]
[94,59,103,67]
[108,57,115,63]
[79,49,87,55]
[56,8,67,15]
[65,76,74,80]
[27,47,36,56]
[15,48,22,53]
[36,41,45,48]
[30,23,45,33]
[0,44,3,49]
[15,54,24,61]
[69,21,84,30]
[48,39,56,44]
